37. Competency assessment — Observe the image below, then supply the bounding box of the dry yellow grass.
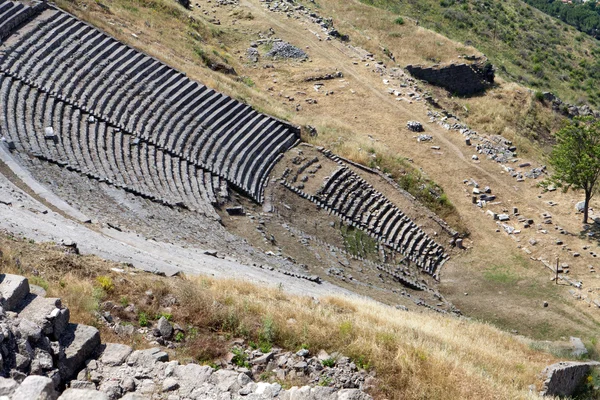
[0,234,562,400]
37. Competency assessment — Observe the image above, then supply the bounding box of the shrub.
[96,275,114,292]
[394,17,404,25]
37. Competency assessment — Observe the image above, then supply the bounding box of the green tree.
[550,116,600,224]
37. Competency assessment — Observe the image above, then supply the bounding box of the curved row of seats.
[0,6,299,203]
[291,167,447,276]
[0,0,43,40]
[0,74,224,218]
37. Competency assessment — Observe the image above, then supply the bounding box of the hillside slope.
[0,233,562,400]
[356,0,600,106]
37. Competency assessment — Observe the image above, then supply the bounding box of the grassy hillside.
[356,0,600,106]
[0,233,571,400]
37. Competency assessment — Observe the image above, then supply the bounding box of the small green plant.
[394,16,405,25]
[259,315,276,346]
[119,296,129,307]
[248,341,258,349]
[319,376,333,386]
[174,331,185,342]
[96,275,114,292]
[241,76,255,87]
[322,358,336,367]
[259,341,272,353]
[354,355,372,370]
[138,312,149,327]
[231,347,250,368]
[156,312,173,321]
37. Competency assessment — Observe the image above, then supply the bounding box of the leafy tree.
[550,116,600,224]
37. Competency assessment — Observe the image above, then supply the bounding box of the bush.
[394,17,404,25]
[96,275,114,292]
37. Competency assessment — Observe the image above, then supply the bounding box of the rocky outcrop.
[0,274,100,389]
[0,273,374,399]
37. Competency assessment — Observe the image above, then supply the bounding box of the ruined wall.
[405,63,493,96]
[540,361,600,397]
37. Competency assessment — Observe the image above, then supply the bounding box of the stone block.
[12,376,57,400]
[58,323,101,380]
[0,274,30,311]
[100,343,133,367]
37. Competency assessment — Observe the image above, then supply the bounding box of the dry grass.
[0,233,562,400]
[435,81,565,159]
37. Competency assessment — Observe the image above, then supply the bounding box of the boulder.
[126,348,168,368]
[100,343,132,367]
[12,376,57,400]
[0,377,17,397]
[251,352,274,365]
[570,337,588,357]
[0,274,30,311]
[16,295,69,339]
[58,324,101,380]
[156,317,173,339]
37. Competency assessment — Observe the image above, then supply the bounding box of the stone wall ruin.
[405,62,494,96]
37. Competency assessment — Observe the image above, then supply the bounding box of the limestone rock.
[100,343,132,367]
[0,274,29,311]
[0,377,17,397]
[156,316,173,339]
[58,389,108,400]
[12,376,57,400]
[58,324,101,380]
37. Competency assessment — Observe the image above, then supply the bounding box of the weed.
[394,17,405,25]
[174,331,185,342]
[231,347,250,368]
[241,76,255,87]
[138,312,149,327]
[340,225,377,259]
[319,376,333,386]
[259,315,276,346]
[322,358,336,368]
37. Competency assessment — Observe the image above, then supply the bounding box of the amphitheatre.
[2,0,600,398]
